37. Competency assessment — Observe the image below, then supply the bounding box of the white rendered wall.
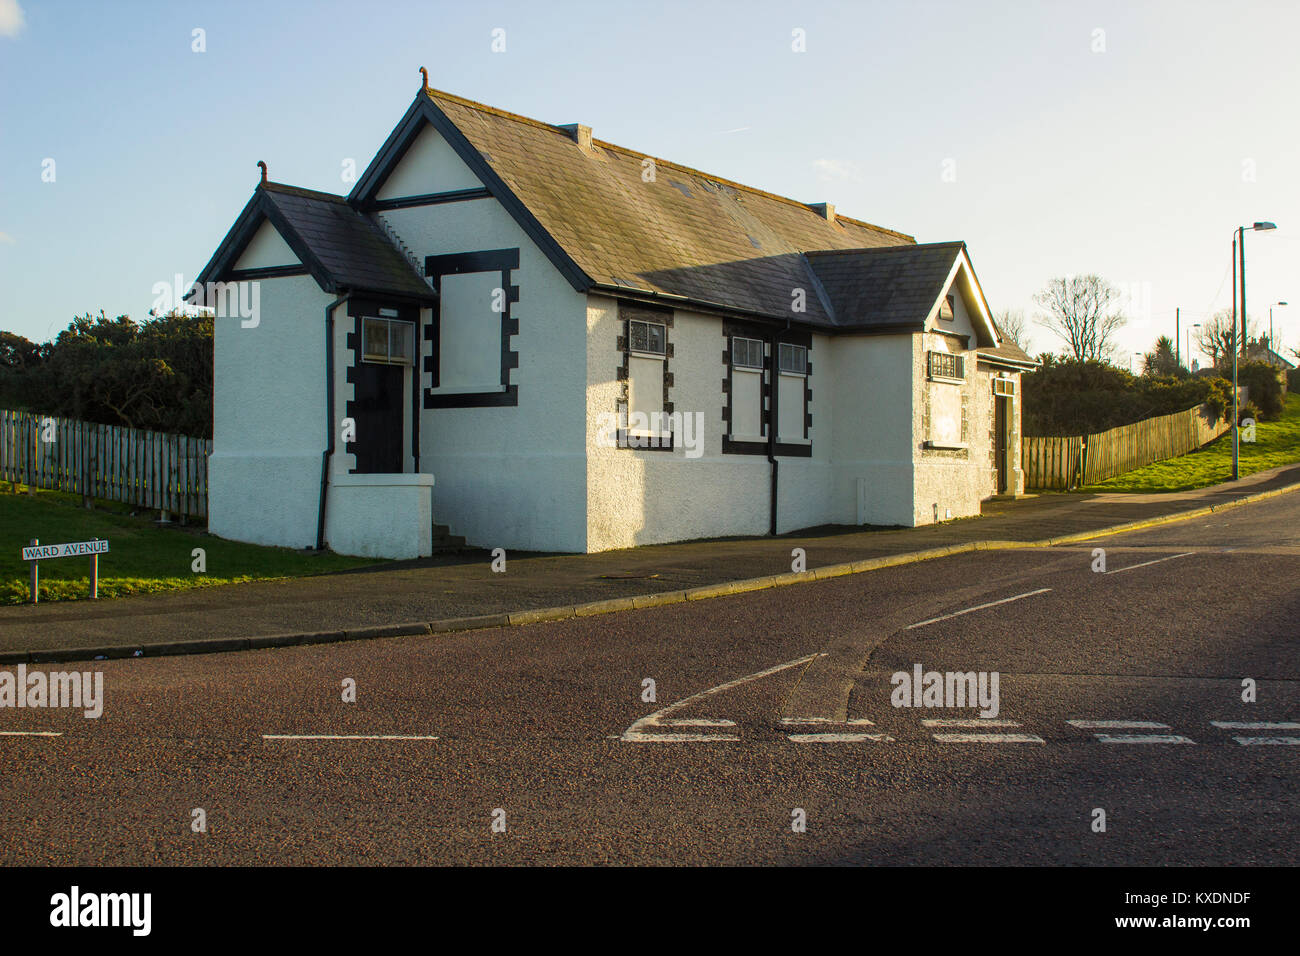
[584,298,838,550]
[828,333,916,526]
[209,273,331,549]
[912,263,1001,524]
[378,195,589,553]
[325,473,434,559]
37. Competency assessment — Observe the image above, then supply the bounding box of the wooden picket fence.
[1022,402,1234,491]
[0,410,210,518]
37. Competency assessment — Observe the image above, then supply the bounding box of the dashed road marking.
[1094,734,1195,744]
[933,733,1045,744]
[1105,552,1195,575]
[621,652,823,743]
[788,732,893,743]
[1068,720,1170,730]
[655,718,737,727]
[1232,736,1300,746]
[779,716,875,726]
[905,589,1051,630]
[262,734,440,741]
[922,718,1021,727]
[1211,721,1300,730]
[621,732,739,743]
[0,731,62,737]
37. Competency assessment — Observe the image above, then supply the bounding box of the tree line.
[0,311,213,438]
[994,274,1288,436]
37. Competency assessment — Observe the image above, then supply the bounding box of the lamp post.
[1189,323,1201,371]
[1231,221,1278,480]
[1270,301,1288,362]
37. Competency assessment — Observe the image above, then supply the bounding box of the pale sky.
[2,0,1298,365]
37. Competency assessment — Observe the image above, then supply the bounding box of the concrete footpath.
[3,462,1299,663]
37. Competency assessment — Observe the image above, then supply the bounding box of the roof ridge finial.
[257,160,267,185]
[419,66,428,91]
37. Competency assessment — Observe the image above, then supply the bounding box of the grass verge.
[1081,392,1300,493]
[0,487,376,605]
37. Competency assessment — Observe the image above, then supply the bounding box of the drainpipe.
[317,294,349,551]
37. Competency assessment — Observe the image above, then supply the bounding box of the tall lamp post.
[1269,301,1288,361]
[1232,221,1278,480]
[1189,322,1201,371]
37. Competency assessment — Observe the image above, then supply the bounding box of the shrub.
[1237,361,1285,420]
[1022,359,1234,435]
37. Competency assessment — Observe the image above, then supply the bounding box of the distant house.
[1247,339,1296,370]
[193,81,1035,558]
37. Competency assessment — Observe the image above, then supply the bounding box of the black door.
[994,395,1008,494]
[352,361,404,474]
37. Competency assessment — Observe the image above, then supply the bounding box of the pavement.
[2,461,1299,662]
[1,488,1296,865]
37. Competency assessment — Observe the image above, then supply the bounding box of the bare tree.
[994,309,1029,350]
[1196,309,1258,371]
[1032,275,1127,362]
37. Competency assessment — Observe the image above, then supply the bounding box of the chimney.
[809,202,836,223]
[558,123,594,153]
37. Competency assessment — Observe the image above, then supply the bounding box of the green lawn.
[0,488,376,605]
[1080,392,1300,493]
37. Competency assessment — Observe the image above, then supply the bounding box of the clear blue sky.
[2,0,1298,364]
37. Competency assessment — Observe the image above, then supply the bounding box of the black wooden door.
[352,362,404,474]
[994,395,1008,494]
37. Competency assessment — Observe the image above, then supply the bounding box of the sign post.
[20,538,111,604]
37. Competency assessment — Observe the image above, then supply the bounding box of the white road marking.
[1212,721,1300,730]
[1094,734,1195,744]
[779,716,875,726]
[1233,736,1300,746]
[788,732,893,743]
[922,718,1021,727]
[262,734,440,741]
[933,733,1044,744]
[905,589,1051,630]
[621,732,739,743]
[0,731,62,737]
[1068,720,1170,729]
[1106,552,1195,575]
[654,718,736,727]
[621,653,823,743]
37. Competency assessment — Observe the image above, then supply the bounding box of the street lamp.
[1231,220,1278,480]
[1189,322,1201,371]
[1269,301,1288,361]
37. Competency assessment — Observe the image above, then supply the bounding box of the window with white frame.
[629,319,666,356]
[928,349,964,381]
[777,343,808,440]
[729,335,765,440]
[624,316,669,441]
[362,316,415,365]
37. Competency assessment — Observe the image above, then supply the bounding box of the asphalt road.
[1,493,1297,865]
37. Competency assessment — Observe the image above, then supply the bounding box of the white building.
[195,81,1036,559]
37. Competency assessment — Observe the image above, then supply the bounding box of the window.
[362,316,414,365]
[938,295,955,322]
[993,377,1015,396]
[928,350,964,381]
[779,343,807,375]
[732,336,764,369]
[629,320,666,355]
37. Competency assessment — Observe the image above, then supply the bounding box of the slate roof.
[196,182,436,302]
[805,242,966,331]
[976,333,1036,368]
[419,88,915,326]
